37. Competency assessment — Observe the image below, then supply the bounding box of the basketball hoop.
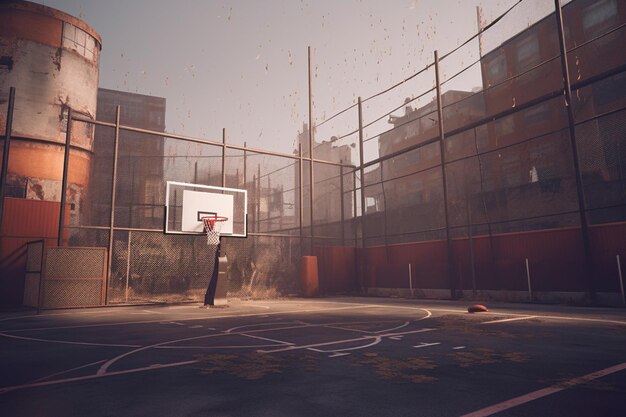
[201,215,228,246]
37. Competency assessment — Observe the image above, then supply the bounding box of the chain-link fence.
[55,110,354,304]
[2,0,625,307]
[352,0,626,304]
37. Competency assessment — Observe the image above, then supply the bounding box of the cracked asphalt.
[1,297,625,416]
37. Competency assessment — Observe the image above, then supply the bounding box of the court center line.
[459,362,626,417]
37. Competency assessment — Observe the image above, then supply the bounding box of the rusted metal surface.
[0,1,102,46]
[314,246,357,294]
[1,197,61,237]
[0,2,100,149]
[0,3,100,303]
[5,142,91,188]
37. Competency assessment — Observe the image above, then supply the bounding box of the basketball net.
[202,215,227,246]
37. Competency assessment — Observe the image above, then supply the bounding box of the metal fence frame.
[2,0,625,306]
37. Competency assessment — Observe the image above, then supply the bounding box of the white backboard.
[181,190,234,234]
[164,181,247,237]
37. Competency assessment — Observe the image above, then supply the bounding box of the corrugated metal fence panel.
[1,198,60,306]
[1,197,60,237]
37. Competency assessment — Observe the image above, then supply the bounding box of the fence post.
[358,97,367,293]
[525,258,533,302]
[434,50,456,299]
[617,255,625,307]
[340,163,345,245]
[243,141,247,188]
[36,241,45,314]
[0,87,15,227]
[467,196,476,295]
[299,143,304,258]
[106,105,121,305]
[308,46,315,253]
[358,97,366,247]
[125,230,132,303]
[57,107,72,247]
[222,128,227,188]
[352,168,361,292]
[553,0,593,298]
[257,165,261,234]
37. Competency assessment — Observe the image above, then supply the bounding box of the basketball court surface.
[1,297,626,416]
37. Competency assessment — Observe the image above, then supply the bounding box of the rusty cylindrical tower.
[0,1,101,306]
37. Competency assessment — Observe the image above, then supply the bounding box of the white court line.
[317,320,411,335]
[3,300,624,331]
[311,301,626,326]
[239,333,294,346]
[96,323,319,375]
[328,352,351,358]
[142,310,166,315]
[481,316,537,325]
[307,337,383,354]
[258,328,436,354]
[460,362,626,417]
[258,336,383,354]
[156,343,284,350]
[225,322,294,333]
[0,332,141,348]
[317,324,376,334]
[32,360,106,383]
[0,359,199,394]
[0,309,119,323]
[4,304,373,333]
[414,342,440,349]
[373,321,411,334]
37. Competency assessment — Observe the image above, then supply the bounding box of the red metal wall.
[589,222,626,292]
[316,222,625,298]
[452,228,587,292]
[314,246,358,295]
[0,197,60,306]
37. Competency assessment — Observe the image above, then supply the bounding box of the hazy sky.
[33,0,555,157]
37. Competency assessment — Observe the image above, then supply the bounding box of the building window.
[63,22,97,61]
[486,53,507,86]
[582,0,618,39]
[516,33,540,73]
